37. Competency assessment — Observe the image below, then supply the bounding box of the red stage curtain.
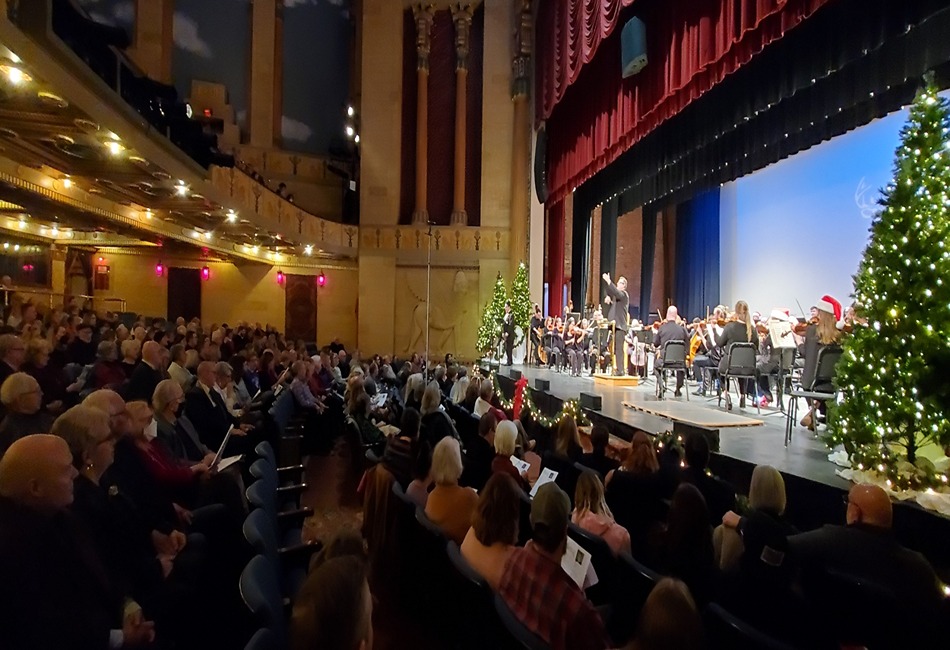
[535,0,635,123]
[544,0,832,205]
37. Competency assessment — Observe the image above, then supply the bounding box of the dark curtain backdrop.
[673,189,720,320]
[535,0,635,122]
[399,7,484,225]
[566,0,950,214]
[571,198,590,314]
[545,0,832,205]
[638,205,656,322]
[599,197,619,312]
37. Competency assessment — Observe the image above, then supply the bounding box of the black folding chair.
[655,340,688,400]
[719,342,758,412]
[785,346,842,445]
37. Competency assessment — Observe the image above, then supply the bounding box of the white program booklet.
[561,536,593,589]
[216,455,242,473]
[529,468,558,498]
[509,455,531,475]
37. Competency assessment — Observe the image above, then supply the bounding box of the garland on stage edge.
[490,372,590,428]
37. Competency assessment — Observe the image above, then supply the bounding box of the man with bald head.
[653,305,689,397]
[789,483,944,618]
[125,340,164,403]
[0,435,155,648]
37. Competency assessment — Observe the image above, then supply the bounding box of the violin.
[792,318,817,336]
[756,323,770,336]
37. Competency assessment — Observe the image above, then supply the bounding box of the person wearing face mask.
[53,405,214,647]
[153,379,214,465]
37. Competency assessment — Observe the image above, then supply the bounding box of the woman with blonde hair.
[424,437,478,544]
[573,470,631,555]
[715,299,759,409]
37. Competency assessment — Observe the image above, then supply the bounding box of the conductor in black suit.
[602,272,630,375]
[502,301,515,366]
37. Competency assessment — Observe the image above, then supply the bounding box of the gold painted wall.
[394,266,479,359]
[91,250,358,349]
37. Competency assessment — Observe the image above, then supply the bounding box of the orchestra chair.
[771,348,797,414]
[703,603,802,650]
[655,340,689,401]
[784,346,843,446]
[494,593,552,650]
[719,343,758,413]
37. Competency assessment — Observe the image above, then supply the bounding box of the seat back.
[661,340,687,369]
[704,603,799,650]
[243,508,279,568]
[255,441,277,468]
[725,342,757,375]
[494,593,552,650]
[244,628,279,650]
[344,416,367,472]
[446,541,506,648]
[541,451,581,506]
[567,522,619,604]
[611,552,660,642]
[249,458,277,489]
[239,555,286,646]
[811,346,843,391]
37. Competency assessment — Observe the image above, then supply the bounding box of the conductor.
[602,272,630,376]
[502,300,515,365]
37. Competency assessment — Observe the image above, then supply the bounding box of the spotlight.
[155,261,164,277]
[200,265,210,281]
[276,270,285,285]
[316,272,326,287]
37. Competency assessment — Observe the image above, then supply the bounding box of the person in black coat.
[578,424,619,478]
[124,341,164,404]
[460,411,497,491]
[715,300,759,407]
[185,361,242,452]
[680,433,735,525]
[0,434,155,649]
[654,306,690,395]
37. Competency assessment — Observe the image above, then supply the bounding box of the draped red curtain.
[543,0,833,205]
[535,0,635,123]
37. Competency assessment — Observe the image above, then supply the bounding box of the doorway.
[167,267,202,321]
[284,274,317,343]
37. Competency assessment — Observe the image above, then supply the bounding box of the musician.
[567,319,590,377]
[562,318,577,375]
[654,306,690,396]
[624,323,647,378]
[602,272,630,376]
[543,317,563,371]
[502,301,515,366]
[692,305,727,396]
[529,304,544,366]
[716,300,759,409]
[800,295,843,430]
[754,310,793,407]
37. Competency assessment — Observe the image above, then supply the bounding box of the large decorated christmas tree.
[827,76,950,490]
[510,261,532,348]
[477,272,508,356]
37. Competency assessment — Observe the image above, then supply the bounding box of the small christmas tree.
[510,261,532,349]
[827,75,950,490]
[477,272,508,356]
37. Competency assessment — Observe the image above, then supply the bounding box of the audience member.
[572,470,631,555]
[460,410,496,490]
[552,415,583,462]
[0,372,54,457]
[290,554,372,650]
[92,340,126,391]
[125,341,163,403]
[680,433,735,525]
[120,339,141,377]
[605,431,672,549]
[459,376,480,412]
[579,424,619,477]
[424,437,478,544]
[490,420,530,491]
[450,366,470,403]
[497,482,609,650]
[382,406,421,487]
[420,382,458,446]
[460,473,521,589]
[625,578,704,650]
[0,333,25,386]
[67,323,98,365]
[154,379,213,464]
[186,361,245,451]
[406,439,433,508]
[167,344,193,389]
[650,483,715,604]
[22,337,80,413]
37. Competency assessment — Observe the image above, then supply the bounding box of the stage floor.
[507,364,849,491]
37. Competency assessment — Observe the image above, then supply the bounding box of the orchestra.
[521,278,858,418]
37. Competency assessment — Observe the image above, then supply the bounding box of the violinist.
[568,318,590,377]
[654,306,690,396]
[800,295,843,430]
[529,303,544,366]
[716,300,759,409]
[754,310,795,407]
[542,317,559,370]
[692,305,727,396]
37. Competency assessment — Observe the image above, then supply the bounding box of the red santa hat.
[815,295,842,321]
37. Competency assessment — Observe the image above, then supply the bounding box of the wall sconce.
[155,260,164,277]
[276,269,285,285]
[316,272,326,287]
[201,265,210,281]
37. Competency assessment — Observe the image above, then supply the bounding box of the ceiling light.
[354,134,360,144]
[304,244,313,255]
[51,225,58,236]
[17,218,25,230]
[226,209,237,223]
[176,181,188,196]
[2,243,7,249]
[105,140,124,156]
[251,245,259,254]
[13,244,19,251]
[204,231,212,241]
[347,106,355,117]
[62,177,72,189]
[4,65,28,85]
[144,209,152,219]
[345,125,355,138]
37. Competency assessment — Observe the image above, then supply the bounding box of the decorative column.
[411,4,435,225]
[450,4,474,226]
[131,0,174,83]
[509,0,532,277]
[248,0,283,148]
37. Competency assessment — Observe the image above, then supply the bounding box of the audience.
[579,424,619,477]
[424,437,478,544]
[460,473,521,589]
[572,469,631,555]
[552,414,583,462]
[650,483,715,604]
[406,439,433,508]
[460,410,496,490]
[680,433,735,525]
[0,333,25,386]
[491,420,530,491]
[126,341,164,403]
[625,578,704,650]
[0,372,54,457]
[497,482,610,650]
[606,431,673,550]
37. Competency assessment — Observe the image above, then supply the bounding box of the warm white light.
[144,209,152,219]
[6,66,24,85]
[2,243,8,249]
[347,105,355,117]
[17,219,25,230]
[304,244,313,255]
[176,183,189,197]
[62,178,72,189]
[354,134,360,144]
[226,209,237,223]
[203,231,212,241]
[106,140,124,156]
[345,125,355,137]
[51,225,58,236]
[251,246,259,254]
[13,244,19,251]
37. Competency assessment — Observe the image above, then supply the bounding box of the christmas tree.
[827,76,950,490]
[477,272,508,356]
[510,261,532,349]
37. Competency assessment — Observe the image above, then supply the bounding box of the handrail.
[2,286,127,312]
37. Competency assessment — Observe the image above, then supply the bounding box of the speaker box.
[580,392,602,411]
[621,17,647,78]
[534,378,551,392]
[509,369,522,381]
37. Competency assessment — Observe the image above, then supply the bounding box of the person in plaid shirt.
[497,482,609,650]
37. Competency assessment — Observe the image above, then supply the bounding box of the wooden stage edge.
[592,373,640,387]
[621,401,765,428]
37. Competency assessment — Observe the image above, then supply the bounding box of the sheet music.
[769,321,796,349]
[530,468,558,498]
[509,456,531,475]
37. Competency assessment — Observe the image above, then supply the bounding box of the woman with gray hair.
[92,340,126,390]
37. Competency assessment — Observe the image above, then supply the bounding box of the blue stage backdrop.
[674,188,721,320]
[720,92,950,317]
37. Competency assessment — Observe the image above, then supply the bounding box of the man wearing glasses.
[0,334,25,388]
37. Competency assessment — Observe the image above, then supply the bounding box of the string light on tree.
[827,74,950,491]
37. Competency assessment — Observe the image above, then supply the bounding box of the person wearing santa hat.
[799,295,843,430]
